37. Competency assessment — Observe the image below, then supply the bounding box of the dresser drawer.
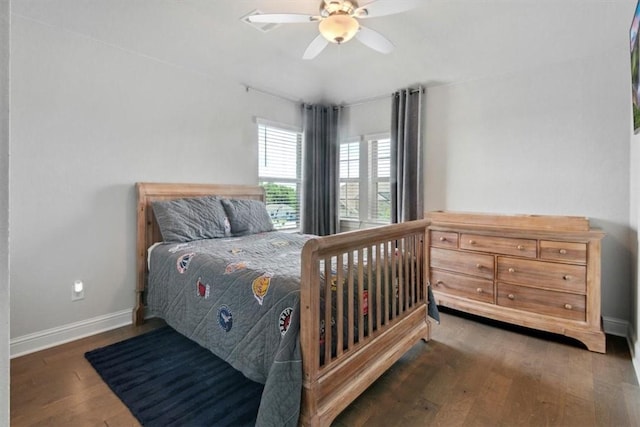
[460,233,536,258]
[497,257,586,294]
[430,247,494,280]
[497,282,586,321]
[431,269,494,304]
[540,240,587,264]
[430,231,458,249]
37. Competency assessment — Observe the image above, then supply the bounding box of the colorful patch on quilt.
[224,261,247,275]
[329,271,344,292]
[218,305,233,332]
[252,274,271,305]
[196,277,210,299]
[279,307,293,337]
[319,317,336,345]
[362,290,369,316]
[176,253,195,274]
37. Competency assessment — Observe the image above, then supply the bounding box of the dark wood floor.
[11,310,640,426]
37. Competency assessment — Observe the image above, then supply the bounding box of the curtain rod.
[243,84,302,105]
[344,86,424,108]
[343,93,390,108]
[244,83,424,107]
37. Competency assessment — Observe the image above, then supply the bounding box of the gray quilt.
[147,231,439,426]
[147,231,311,427]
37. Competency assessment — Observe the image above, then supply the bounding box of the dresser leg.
[565,327,606,353]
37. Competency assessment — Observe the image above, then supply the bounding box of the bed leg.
[421,317,432,343]
[132,299,145,326]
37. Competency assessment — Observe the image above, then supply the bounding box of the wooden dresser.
[427,211,606,353]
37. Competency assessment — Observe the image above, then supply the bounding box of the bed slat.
[336,254,344,359]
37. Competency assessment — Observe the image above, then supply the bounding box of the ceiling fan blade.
[303,34,329,60]
[246,13,317,24]
[355,0,421,18]
[356,26,394,54]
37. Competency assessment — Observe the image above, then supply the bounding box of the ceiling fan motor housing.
[321,0,358,17]
[318,0,362,44]
[319,15,359,43]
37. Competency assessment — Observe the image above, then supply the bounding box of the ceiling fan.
[246,0,420,60]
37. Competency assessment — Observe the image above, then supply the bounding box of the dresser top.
[426,210,595,233]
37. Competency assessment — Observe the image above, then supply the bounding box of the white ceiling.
[12,0,636,104]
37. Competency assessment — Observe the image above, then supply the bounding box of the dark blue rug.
[85,326,264,427]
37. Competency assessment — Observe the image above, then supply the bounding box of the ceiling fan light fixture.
[319,14,359,44]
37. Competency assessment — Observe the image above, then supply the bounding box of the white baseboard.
[627,323,639,384]
[632,349,640,385]
[10,309,132,358]
[603,316,629,337]
[603,316,639,383]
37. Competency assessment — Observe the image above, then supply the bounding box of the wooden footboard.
[299,220,432,426]
[135,183,432,426]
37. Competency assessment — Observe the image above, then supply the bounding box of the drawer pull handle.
[559,249,567,255]
[435,280,443,287]
[517,245,525,250]
[439,237,446,242]
[476,288,483,293]
[508,268,515,273]
[564,303,573,310]
[563,275,571,280]
[476,263,482,269]
[469,239,476,245]
[507,294,515,300]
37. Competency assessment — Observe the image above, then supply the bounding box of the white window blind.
[339,141,360,219]
[368,137,391,222]
[339,135,391,223]
[258,122,302,230]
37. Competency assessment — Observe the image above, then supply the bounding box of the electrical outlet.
[72,280,84,301]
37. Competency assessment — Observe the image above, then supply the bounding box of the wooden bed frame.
[135,182,432,426]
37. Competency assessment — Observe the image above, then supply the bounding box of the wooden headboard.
[134,182,266,324]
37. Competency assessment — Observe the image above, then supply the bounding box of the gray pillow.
[220,198,274,236]
[152,195,230,242]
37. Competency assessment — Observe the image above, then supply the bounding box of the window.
[369,138,391,221]
[339,134,391,224]
[257,121,302,230]
[339,141,360,219]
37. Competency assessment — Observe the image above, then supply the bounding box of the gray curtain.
[390,87,424,223]
[302,104,341,236]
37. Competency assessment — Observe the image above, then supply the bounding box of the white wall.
[0,0,10,422]
[631,124,639,381]
[343,97,391,138]
[9,12,300,345]
[424,44,632,329]
[631,65,640,373]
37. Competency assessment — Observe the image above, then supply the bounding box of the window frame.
[367,135,391,223]
[339,132,391,227]
[256,118,302,231]
[339,137,363,221]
